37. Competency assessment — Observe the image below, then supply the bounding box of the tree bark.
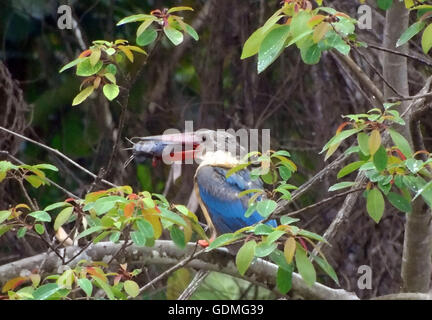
[0,241,359,300]
[382,1,432,293]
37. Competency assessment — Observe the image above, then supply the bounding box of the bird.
[129,129,277,241]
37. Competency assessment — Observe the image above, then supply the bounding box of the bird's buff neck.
[197,150,241,169]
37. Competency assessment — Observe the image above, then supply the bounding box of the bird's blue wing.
[196,166,277,234]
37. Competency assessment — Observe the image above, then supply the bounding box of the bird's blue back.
[196,166,277,234]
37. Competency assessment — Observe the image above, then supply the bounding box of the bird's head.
[127,129,246,168]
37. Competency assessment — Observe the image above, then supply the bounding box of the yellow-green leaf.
[167,6,194,14]
[368,129,381,155]
[124,280,140,298]
[283,237,296,264]
[118,45,134,62]
[422,23,432,54]
[367,188,385,223]
[236,240,257,275]
[295,245,316,286]
[54,207,74,231]
[72,86,94,106]
[136,19,156,37]
[89,48,101,66]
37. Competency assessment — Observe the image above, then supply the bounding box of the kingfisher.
[130,130,277,241]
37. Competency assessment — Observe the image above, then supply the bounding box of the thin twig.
[0,126,117,188]
[283,187,365,217]
[0,150,79,199]
[365,42,432,68]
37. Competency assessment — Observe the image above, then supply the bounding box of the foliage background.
[1,0,431,299]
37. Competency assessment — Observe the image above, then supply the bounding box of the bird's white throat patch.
[197,150,241,169]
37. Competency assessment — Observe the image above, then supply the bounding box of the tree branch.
[0,241,359,300]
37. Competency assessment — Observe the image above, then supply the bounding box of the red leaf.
[198,240,209,248]
[79,49,92,58]
[1,277,29,293]
[124,202,135,218]
[298,237,308,252]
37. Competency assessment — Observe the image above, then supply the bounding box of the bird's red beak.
[132,132,202,164]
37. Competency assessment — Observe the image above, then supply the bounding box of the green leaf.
[167,6,194,14]
[184,23,199,41]
[389,129,413,158]
[136,18,156,37]
[295,245,316,286]
[405,158,423,174]
[76,59,103,77]
[136,219,154,238]
[59,57,87,73]
[24,175,45,188]
[105,47,116,55]
[236,240,257,275]
[77,278,92,297]
[124,280,140,297]
[103,84,120,101]
[17,226,27,238]
[34,224,45,235]
[170,225,186,249]
[109,231,121,243]
[366,188,385,223]
[104,73,116,84]
[256,199,277,218]
[89,48,101,66]
[0,225,13,238]
[131,231,146,246]
[241,25,279,59]
[328,181,356,192]
[44,202,70,212]
[106,64,117,75]
[72,86,94,106]
[422,23,432,53]
[298,230,327,243]
[387,192,412,213]
[398,21,424,46]
[257,25,291,73]
[159,208,187,227]
[136,28,158,46]
[33,283,60,300]
[76,226,104,240]
[253,224,274,235]
[280,216,300,225]
[357,132,370,155]
[373,146,388,172]
[117,14,154,26]
[321,129,361,154]
[54,207,74,231]
[255,241,278,258]
[332,17,355,36]
[0,210,12,224]
[378,0,393,10]
[29,211,51,222]
[163,26,184,46]
[226,163,250,178]
[91,196,127,215]
[33,164,58,171]
[207,233,243,250]
[300,43,321,65]
[311,255,339,285]
[337,161,365,179]
[276,266,292,294]
[290,11,312,38]
[93,277,115,300]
